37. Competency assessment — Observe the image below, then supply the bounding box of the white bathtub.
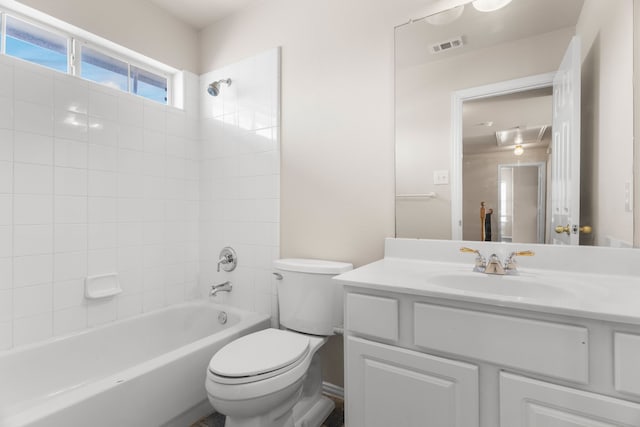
[0,301,270,427]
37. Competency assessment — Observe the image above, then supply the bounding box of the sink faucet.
[460,247,535,275]
[210,281,233,296]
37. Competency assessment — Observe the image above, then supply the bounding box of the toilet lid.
[209,329,310,378]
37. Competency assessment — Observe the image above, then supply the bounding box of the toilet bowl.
[205,259,352,427]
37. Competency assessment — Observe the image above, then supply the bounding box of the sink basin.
[426,272,577,301]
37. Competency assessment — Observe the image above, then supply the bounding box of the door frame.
[497,162,547,243]
[451,72,555,240]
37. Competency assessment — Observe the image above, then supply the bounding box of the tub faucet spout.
[210,281,233,296]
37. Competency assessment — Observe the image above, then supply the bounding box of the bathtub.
[0,301,270,427]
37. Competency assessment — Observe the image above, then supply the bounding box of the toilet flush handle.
[273,272,283,280]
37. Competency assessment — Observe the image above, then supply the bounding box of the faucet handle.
[504,250,535,272]
[460,247,486,272]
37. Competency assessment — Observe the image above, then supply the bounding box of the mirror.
[395,0,635,247]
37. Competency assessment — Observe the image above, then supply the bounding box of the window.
[80,46,128,91]
[0,10,173,105]
[5,15,68,73]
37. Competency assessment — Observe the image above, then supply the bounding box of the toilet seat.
[208,329,311,385]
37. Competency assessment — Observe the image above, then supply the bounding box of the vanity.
[337,238,640,427]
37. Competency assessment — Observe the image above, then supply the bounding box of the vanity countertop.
[336,256,640,325]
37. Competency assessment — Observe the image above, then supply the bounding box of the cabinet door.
[500,372,640,426]
[346,336,479,427]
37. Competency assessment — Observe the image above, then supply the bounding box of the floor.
[191,395,345,427]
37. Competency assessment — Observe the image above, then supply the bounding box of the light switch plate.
[434,170,449,185]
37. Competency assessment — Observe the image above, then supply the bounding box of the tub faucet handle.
[217,247,237,272]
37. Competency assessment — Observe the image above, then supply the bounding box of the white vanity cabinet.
[343,288,640,427]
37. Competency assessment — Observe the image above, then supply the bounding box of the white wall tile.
[143,289,165,312]
[55,75,89,114]
[54,224,87,253]
[14,65,53,106]
[53,279,84,310]
[54,252,87,282]
[13,254,53,287]
[118,222,143,247]
[88,223,117,249]
[0,257,12,290]
[14,163,52,194]
[144,130,165,154]
[54,111,88,141]
[0,289,12,322]
[89,118,118,146]
[89,89,118,121]
[55,196,87,224]
[53,305,87,336]
[0,129,12,162]
[13,313,52,347]
[54,138,87,169]
[87,248,117,276]
[0,321,12,350]
[119,125,144,151]
[0,226,11,258]
[118,149,143,174]
[0,161,11,194]
[14,101,53,136]
[118,96,144,126]
[87,298,117,327]
[14,224,53,256]
[0,194,11,225]
[14,195,53,225]
[143,103,166,131]
[0,62,13,99]
[88,197,117,223]
[14,132,53,165]
[55,167,87,196]
[88,170,117,198]
[88,144,117,171]
[0,97,13,130]
[117,293,142,319]
[14,283,52,318]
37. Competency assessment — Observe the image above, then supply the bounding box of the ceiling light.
[514,145,524,156]
[472,0,513,12]
[425,5,465,25]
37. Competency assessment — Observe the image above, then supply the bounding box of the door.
[346,336,479,427]
[551,36,581,245]
[500,372,640,426]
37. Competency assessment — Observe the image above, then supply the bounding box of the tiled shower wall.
[199,48,280,325]
[0,55,201,350]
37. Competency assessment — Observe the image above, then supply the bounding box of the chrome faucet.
[210,281,233,296]
[217,247,237,272]
[460,247,534,275]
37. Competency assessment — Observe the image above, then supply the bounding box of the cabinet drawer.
[414,303,589,383]
[346,293,398,341]
[614,332,640,397]
[501,372,640,426]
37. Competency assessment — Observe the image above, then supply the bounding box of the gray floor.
[192,395,345,427]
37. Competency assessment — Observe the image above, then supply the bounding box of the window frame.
[0,8,174,106]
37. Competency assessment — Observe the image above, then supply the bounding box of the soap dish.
[85,273,122,299]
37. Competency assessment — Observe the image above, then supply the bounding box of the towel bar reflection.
[396,193,437,199]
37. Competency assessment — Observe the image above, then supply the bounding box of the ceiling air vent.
[429,37,464,54]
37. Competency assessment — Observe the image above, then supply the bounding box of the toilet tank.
[274,259,353,336]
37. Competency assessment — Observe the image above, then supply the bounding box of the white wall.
[12,0,199,72]
[199,49,281,323]
[0,54,201,350]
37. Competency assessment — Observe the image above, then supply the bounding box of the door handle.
[554,224,592,235]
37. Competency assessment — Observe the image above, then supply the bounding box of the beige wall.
[13,0,199,72]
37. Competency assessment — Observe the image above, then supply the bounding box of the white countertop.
[336,256,640,325]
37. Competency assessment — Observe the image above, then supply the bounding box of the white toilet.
[206,258,352,427]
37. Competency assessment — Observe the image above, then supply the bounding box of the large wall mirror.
[395,0,635,247]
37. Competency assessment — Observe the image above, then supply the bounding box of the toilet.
[205,258,352,427]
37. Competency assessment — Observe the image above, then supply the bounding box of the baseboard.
[322,382,344,399]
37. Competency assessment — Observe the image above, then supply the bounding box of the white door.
[551,36,581,245]
[346,336,479,427]
[501,373,640,426]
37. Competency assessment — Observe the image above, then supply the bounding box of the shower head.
[207,78,232,96]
